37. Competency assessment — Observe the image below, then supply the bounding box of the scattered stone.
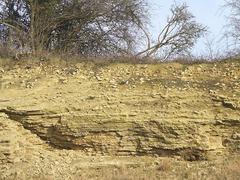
[96,76,102,81]
[87,96,96,100]
[232,133,240,140]
[140,78,145,84]
[197,67,202,71]
[0,68,4,73]
[59,78,68,84]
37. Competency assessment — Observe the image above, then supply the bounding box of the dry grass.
[156,159,172,172]
[216,157,240,180]
[7,156,240,180]
[0,48,239,70]
[0,46,15,59]
[73,156,240,180]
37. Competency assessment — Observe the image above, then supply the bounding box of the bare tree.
[136,3,206,60]
[202,35,222,60]
[0,0,147,56]
[0,1,207,59]
[224,0,240,54]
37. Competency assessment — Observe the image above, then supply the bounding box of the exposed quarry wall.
[0,59,240,162]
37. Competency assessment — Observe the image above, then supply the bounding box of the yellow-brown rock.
[0,59,240,179]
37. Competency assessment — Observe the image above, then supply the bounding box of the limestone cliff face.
[0,60,239,161]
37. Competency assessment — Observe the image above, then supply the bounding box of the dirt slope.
[0,59,240,179]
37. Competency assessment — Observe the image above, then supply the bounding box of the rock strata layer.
[0,60,240,161]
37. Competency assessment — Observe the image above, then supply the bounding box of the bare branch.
[136,3,206,59]
[224,0,240,53]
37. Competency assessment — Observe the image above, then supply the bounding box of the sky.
[148,0,228,56]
